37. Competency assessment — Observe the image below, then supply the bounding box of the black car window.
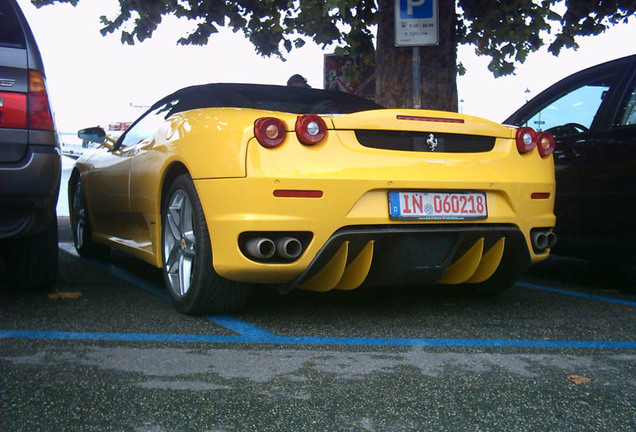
[615,79,636,127]
[521,73,620,135]
[0,2,26,49]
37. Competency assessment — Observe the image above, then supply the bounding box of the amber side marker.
[397,115,465,124]
[274,190,324,198]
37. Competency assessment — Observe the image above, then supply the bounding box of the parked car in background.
[0,0,60,290]
[71,83,556,314]
[505,54,636,266]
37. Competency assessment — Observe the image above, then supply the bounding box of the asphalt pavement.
[1,217,634,431]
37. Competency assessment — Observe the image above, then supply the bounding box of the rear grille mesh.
[354,130,496,153]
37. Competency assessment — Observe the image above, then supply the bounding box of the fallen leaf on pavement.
[566,375,591,385]
[48,291,82,300]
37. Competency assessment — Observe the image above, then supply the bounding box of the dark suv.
[0,0,60,290]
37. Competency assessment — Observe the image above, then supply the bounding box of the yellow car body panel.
[73,86,555,298]
[192,111,555,283]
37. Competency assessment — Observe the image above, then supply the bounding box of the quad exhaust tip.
[531,229,557,252]
[243,234,308,262]
[245,238,276,260]
[276,237,303,260]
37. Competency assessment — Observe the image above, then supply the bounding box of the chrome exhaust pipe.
[531,231,548,250]
[245,237,276,259]
[275,237,303,260]
[546,232,557,249]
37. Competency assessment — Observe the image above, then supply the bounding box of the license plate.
[389,191,487,220]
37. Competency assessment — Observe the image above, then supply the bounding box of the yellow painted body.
[75,107,555,290]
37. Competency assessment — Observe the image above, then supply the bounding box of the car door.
[123,103,174,252]
[506,63,624,252]
[82,144,133,238]
[579,69,636,258]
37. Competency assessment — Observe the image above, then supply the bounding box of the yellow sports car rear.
[70,84,556,314]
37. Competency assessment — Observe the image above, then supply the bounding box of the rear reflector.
[531,192,551,199]
[0,92,27,128]
[274,190,323,198]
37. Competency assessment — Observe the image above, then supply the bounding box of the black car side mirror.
[78,127,115,151]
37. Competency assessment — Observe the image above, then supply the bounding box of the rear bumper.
[284,224,531,292]
[194,175,554,285]
[0,145,61,239]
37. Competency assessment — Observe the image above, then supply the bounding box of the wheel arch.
[67,168,81,224]
[160,162,191,213]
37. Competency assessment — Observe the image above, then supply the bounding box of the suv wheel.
[3,213,58,291]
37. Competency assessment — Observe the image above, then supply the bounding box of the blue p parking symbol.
[400,0,433,18]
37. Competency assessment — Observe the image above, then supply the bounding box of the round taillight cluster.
[516,127,537,153]
[536,131,555,157]
[515,127,555,157]
[295,114,327,145]
[254,115,327,148]
[254,117,287,148]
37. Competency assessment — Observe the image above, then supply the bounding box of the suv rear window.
[0,2,26,49]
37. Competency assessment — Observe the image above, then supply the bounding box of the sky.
[16,0,636,134]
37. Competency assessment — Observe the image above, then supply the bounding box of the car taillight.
[295,114,327,145]
[28,70,54,131]
[515,127,537,154]
[254,117,287,148]
[0,92,27,128]
[536,131,555,157]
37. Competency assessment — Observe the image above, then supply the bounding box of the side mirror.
[78,127,114,151]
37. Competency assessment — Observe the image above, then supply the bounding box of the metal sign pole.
[395,0,439,109]
[412,46,421,109]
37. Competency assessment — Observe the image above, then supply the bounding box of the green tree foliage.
[31,0,635,77]
[31,0,635,109]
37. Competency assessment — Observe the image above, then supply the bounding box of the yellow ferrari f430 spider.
[70,84,556,314]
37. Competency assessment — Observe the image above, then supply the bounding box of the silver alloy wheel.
[163,189,197,298]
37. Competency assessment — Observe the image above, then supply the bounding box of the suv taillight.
[27,70,54,131]
[0,92,27,128]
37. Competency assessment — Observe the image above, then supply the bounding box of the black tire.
[3,214,58,291]
[161,174,251,314]
[69,175,109,259]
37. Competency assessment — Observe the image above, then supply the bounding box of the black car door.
[579,69,636,260]
[505,60,627,256]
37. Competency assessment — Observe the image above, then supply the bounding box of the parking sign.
[395,0,439,46]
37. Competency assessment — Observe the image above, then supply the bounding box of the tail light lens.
[0,92,27,128]
[536,131,555,157]
[254,117,287,148]
[295,114,327,145]
[515,127,537,154]
[28,70,55,131]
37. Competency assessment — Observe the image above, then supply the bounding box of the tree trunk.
[376,0,458,111]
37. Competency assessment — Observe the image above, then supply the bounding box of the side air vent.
[354,130,496,153]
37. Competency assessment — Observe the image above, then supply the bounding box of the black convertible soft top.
[151,83,383,119]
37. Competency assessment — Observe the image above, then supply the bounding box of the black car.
[0,0,60,289]
[505,54,636,265]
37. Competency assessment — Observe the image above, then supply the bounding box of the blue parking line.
[208,315,278,338]
[518,282,636,308]
[45,243,636,350]
[2,329,635,349]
